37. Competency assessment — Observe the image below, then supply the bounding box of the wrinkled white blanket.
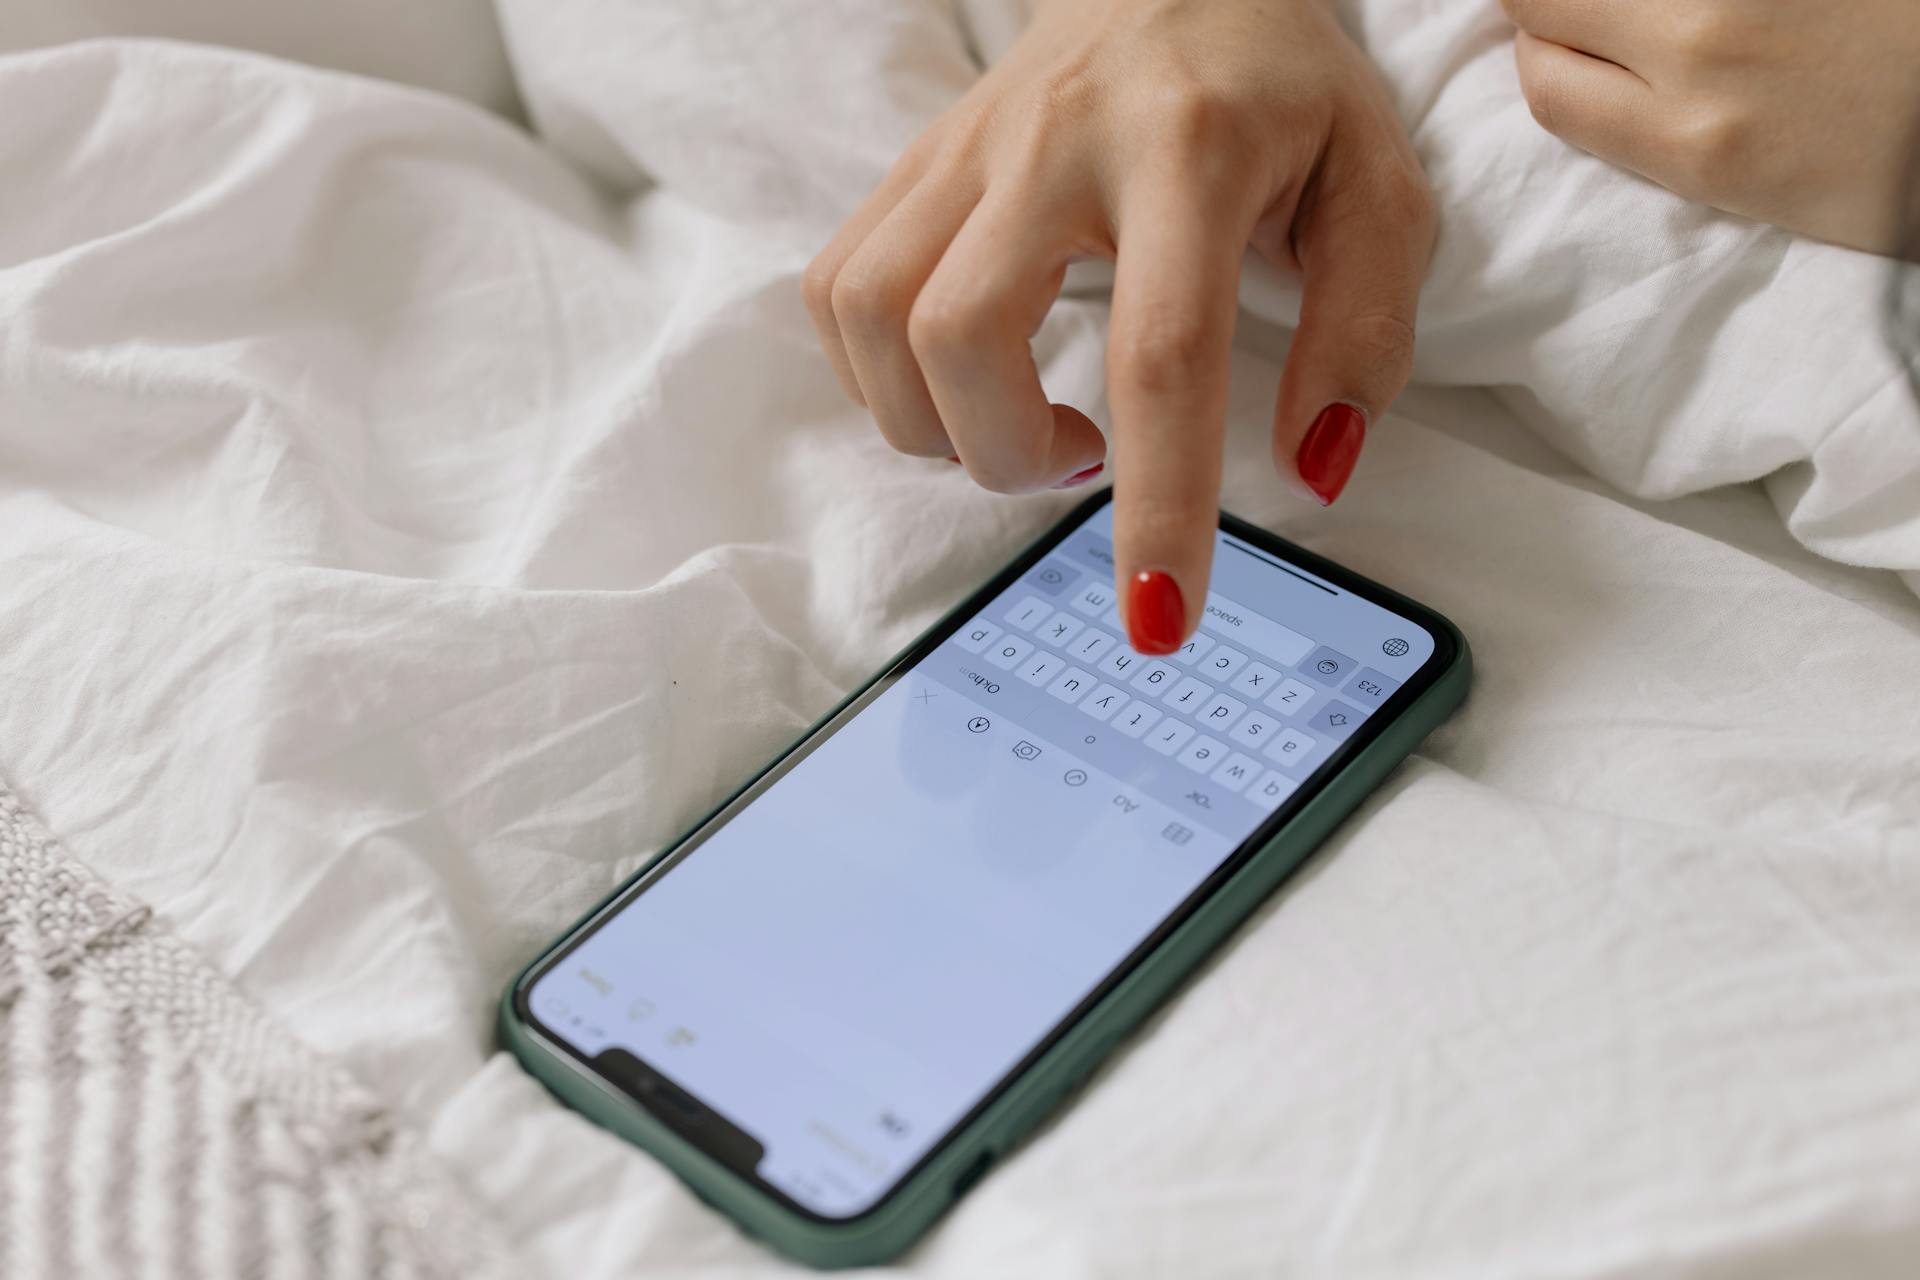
[3,3,1920,1277]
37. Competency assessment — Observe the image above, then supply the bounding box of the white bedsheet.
[2,6,1919,1278]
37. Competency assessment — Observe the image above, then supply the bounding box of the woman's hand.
[804,0,1434,654]
[1504,0,1920,256]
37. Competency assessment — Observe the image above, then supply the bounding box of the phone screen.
[520,499,1447,1219]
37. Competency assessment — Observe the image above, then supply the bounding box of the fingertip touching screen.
[523,502,1441,1219]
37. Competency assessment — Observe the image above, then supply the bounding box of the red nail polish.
[1125,569,1185,656]
[1052,462,1104,489]
[1296,404,1367,506]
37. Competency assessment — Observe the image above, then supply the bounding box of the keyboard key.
[1046,666,1098,703]
[1068,532,1116,573]
[1309,700,1364,738]
[1144,719,1197,756]
[1006,596,1054,631]
[1078,683,1129,720]
[1112,701,1163,738]
[1209,752,1262,793]
[1170,632,1216,667]
[1227,709,1281,750]
[955,619,1002,654]
[1264,726,1317,768]
[1130,660,1179,695]
[1195,692,1246,732]
[1175,735,1227,774]
[1097,646,1146,681]
[1174,790,1223,819]
[1263,677,1316,717]
[1299,644,1359,686]
[1071,581,1117,617]
[1023,559,1077,596]
[1162,675,1211,716]
[1346,667,1402,709]
[1037,611,1085,649]
[1230,661,1282,700]
[1014,650,1064,686]
[1246,769,1298,812]
[1066,627,1116,663]
[1199,646,1250,682]
[985,636,1034,670]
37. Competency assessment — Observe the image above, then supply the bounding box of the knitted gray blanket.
[0,784,519,1279]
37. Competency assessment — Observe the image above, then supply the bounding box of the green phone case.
[499,493,1471,1269]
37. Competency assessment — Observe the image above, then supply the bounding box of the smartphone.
[500,490,1470,1268]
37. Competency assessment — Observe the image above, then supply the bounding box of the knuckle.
[1377,161,1436,237]
[1030,59,1103,130]
[1120,490,1216,557]
[1667,4,1736,64]
[1147,79,1253,158]
[1670,107,1751,193]
[905,289,988,362]
[801,252,841,319]
[994,124,1066,194]
[1346,311,1418,377]
[1111,306,1218,398]
[1130,487,1214,529]
[830,260,910,334]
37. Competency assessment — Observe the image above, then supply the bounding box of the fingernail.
[945,455,962,464]
[1296,404,1367,506]
[1125,569,1185,656]
[1052,462,1104,489]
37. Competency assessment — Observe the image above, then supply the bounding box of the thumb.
[1273,143,1435,505]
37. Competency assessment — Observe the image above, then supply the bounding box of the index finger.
[1107,179,1256,655]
